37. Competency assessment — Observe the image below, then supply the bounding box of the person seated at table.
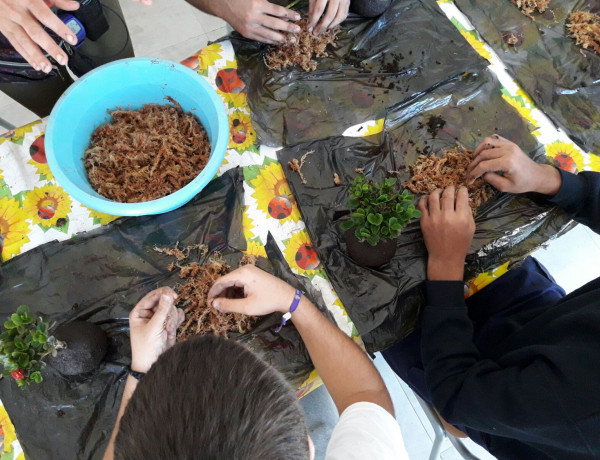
[102,268,408,460]
[186,0,390,45]
[382,134,600,459]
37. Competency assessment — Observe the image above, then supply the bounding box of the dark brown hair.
[115,334,310,460]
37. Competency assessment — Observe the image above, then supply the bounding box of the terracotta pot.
[48,321,107,376]
[345,230,397,267]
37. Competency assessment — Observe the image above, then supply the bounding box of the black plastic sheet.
[278,69,573,353]
[0,169,325,459]
[454,0,600,155]
[231,0,487,147]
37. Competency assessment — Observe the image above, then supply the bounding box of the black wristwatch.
[128,366,145,381]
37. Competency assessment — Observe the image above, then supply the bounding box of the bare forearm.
[292,297,394,415]
[103,376,138,460]
[184,0,221,17]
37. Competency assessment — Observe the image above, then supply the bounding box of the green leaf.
[18,353,29,367]
[367,235,380,246]
[381,226,390,236]
[31,371,42,383]
[359,227,371,238]
[16,305,29,317]
[367,213,383,226]
[10,315,22,326]
[341,220,354,231]
[413,209,422,218]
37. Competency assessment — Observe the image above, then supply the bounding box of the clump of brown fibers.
[567,12,600,55]
[405,147,493,212]
[265,18,339,72]
[84,98,210,203]
[510,0,550,18]
[154,243,256,341]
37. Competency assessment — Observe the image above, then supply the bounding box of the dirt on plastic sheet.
[229,0,487,147]
[277,69,573,352]
[454,0,600,156]
[0,169,330,459]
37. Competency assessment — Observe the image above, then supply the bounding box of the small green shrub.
[341,175,422,246]
[0,306,65,388]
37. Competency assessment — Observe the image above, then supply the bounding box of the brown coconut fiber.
[84,98,210,203]
[265,18,339,72]
[154,244,256,341]
[406,147,493,212]
[567,11,600,55]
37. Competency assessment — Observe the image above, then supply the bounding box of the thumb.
[212,297,248,315]
[482,172,511,191]
[149,295,173,331]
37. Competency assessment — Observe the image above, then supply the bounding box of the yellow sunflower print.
[250,162,301,223]
[245,240,267,258]
[283,230,321,275]
[0,405,17,453]
[466,261,510,297]
[297,369,323,398]
[228,111,257,151]
[23,184,72,227]
[587,152,600,172]
[197,43,223,71]
[515,88,534,107]
[0,121,39,145]
[242,207,257,240]
[545,141,584,173]
[361,119,384,137]
[460,30,492,61]
[501,94,539,132]
[0,197,30,261]
[86,206,119,226]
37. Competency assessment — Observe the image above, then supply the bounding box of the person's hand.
[308,0,350,35]
[0,0,81,72]
[207,265,297,315]
[419,186,475,281]
[220,0,301,44]
[467,134,562,196]
[129,287,184,373]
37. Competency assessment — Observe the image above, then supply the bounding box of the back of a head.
[114,335,310,460]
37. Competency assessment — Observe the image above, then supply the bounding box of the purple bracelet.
[275,290,302,333]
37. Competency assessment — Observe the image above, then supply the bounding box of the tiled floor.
[2,3,600,459]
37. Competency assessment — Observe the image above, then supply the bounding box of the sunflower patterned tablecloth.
[1,2,600,456]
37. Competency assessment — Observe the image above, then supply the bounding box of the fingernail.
[57,55,66,65]
[42,63,51,73]
[161,294,171,304]
[289,37,296,44]
[308,26,314,33]
[67,34,77,45]
[212,299,221,310]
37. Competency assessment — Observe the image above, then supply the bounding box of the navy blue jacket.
[422,169,600,459]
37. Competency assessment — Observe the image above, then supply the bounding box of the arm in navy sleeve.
[549,169,600,234]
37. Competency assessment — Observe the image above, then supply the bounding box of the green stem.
[286,0,302,8]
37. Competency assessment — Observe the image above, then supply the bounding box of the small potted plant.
[341,175,421,267]
[0,306,108,387]
[0,305,65,388]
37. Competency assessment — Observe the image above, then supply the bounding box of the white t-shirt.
[325,402,409,459]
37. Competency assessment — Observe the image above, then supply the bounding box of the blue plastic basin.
[46,58,228,216]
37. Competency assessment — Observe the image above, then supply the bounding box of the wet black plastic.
[231,0,487,147]
[454,0,600,155]
[278,70,573,353]
[0,169,326,459]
